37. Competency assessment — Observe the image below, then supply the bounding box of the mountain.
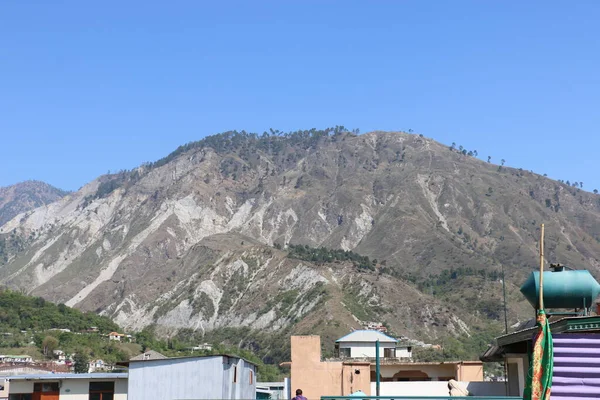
[0,181,68,226]
[1,128,599,362]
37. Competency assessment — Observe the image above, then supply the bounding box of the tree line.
[287,244,376,270]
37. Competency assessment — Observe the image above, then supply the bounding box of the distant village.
[0,328,135,374]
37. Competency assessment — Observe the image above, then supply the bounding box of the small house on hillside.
[89,359,110,373]
[108,332,125,342]
[0,355,33,364]
[53,350,66,364]
[130,350,167,361]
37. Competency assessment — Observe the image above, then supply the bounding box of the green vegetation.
[0,229,31,264]
[403,267,501,298]
[73,352,90,373]
[0,289,139,365]
[0,289,288,375]
[152,126,356,169]
[449,143,478,157]
[138,326,286,381]
[413,324,502,363]
[77,127,359,208]
[0,289,119,332]
[287,244,375,270]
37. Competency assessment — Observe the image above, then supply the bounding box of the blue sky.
[1,1,599,191]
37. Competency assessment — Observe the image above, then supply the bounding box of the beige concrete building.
[376,360,483,382]
[289,336,372,400]
[287,335,484,399]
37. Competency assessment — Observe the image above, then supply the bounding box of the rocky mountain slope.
[0,181,67,226]
[1,128,599,361]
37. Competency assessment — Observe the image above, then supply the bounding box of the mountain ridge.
[0,180,68,227]
[1,129,599,362]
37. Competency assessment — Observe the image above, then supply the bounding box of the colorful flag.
[523,309,553,400]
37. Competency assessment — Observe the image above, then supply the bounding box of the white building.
[53,350,67,364]
[0,355,32,364]
[395,344,413,359]
[108,332,124,341]
[124,354,257,400]
[188,343,213,352]
[335,330,398,358]
[256,379,291,400]
[88,359,110,373]
[0,372,128,399]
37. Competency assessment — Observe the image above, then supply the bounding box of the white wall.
[373,381,507,397]
[506,354,528,397]
[129,356,223,400]
[339,342,395,358]
[59,379,128,400]
[115,378,128,400]
[60,380,88,400]
[7,378,127,400]
[395,347,412,358]
[128,356,255,400]
[7,381,32,394]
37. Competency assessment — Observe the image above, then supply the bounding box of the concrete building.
[483,314,600,398]
[124,354,257,400]
[288,335,375,399]
[335,330,398,358]
[287,335,485,400]
[52,351,66,365]
[375,359,483,382]
[256,379,290,400]
[0,356,32,364]
[395,344,413,359]
[0,373,128,400]
[88,359,109,373]
[129,350,166,361]
[108,333,124,342]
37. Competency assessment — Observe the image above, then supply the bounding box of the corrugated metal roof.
[124,353,259,367]
[4,373,128,380]
[335,330,398,343]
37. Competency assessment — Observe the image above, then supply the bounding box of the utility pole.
[375,340,380,396]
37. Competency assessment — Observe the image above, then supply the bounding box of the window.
[33,382,59,392]
[89,381,115,400]
[339,347,351,358]
[233,365,238,383]
[250,370,254,384]
[9,395,32,400]
[384,348,396,358]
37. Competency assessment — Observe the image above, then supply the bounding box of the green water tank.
[520,268,600,309]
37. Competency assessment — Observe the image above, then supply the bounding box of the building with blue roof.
[335,330,399,359]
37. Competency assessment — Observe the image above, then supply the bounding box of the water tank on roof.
[520,266,600,310]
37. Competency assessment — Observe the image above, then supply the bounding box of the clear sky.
[1,1,599,191]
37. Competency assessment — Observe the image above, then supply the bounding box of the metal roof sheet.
[336,330,398,343]
[3,373,128,380]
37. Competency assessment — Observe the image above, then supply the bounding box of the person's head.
[296,389,303,396]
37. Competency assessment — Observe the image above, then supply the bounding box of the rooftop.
[3,373,128,381]
[120,353,259,367]
[496,315,600,347]
[481,314,600,362]
[130,350,167,361]
[336,330,398,343]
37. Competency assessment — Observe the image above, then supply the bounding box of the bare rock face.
[1,129,600,355]
[0,181,67,226]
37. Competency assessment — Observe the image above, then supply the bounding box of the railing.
[322,396,521,400]
[326,357,413,363]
